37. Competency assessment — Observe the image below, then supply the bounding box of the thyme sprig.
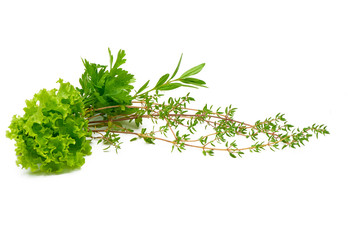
[88,94,329,158]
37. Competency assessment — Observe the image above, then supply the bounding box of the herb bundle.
[6,49,329,173]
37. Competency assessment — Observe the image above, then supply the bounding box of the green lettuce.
[6,79,92,173]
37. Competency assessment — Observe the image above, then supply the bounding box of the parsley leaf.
[79,49,135,112]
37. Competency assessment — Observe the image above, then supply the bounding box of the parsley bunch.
[6,49,329,173]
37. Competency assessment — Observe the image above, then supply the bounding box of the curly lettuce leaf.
[6,79,92,173]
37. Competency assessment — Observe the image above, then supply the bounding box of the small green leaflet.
[170,53,183,80]
[229,152,237,158]
[108,48,114,70]
[158,83,198,91]
[158,83,183,91]
[180,63,205,79]
[180,78,206,87]
[113,49,126,70]
[155,73,170,88]
[137,80,150,94]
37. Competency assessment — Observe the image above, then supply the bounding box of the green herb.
[6,80,91,173]
[6,49,330,173]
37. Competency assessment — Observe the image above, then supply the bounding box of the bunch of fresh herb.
[6,49,329,173]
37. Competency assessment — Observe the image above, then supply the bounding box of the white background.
[0,0,359,239]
